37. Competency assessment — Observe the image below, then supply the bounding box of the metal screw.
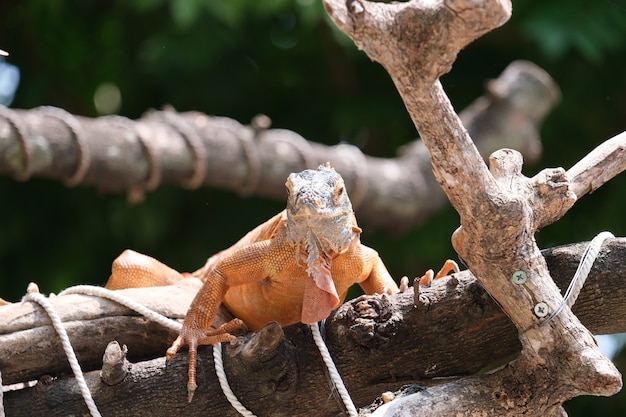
[512,270,527,285]
[534,302,549,318]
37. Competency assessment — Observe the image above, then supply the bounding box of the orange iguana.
[106,163,457,401]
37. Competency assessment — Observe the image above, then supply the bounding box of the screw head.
[512,270,527,285]
[534,302,549,318]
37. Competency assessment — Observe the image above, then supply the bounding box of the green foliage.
[0,0,625,413]
[516,0,626,63]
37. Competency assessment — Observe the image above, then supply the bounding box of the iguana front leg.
[105,245,279,401]
[356,245,404,295]
[164,269,239,402]
[166,311,244,402]
[165,239,284,402]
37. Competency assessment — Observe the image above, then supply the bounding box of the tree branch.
[323,0,622,415]
[0,60,558,232]
[567,131,626,199]
[1,239,625,416]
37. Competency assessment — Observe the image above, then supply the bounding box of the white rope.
[59,285,182,332]
[23,287,102,417]
[310,322,358,417]
[212,344,257,417]
[544,231,614,324]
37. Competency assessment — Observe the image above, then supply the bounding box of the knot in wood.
[344,294,401,348]
[101,341,129,386]
[35,375,55,393]
[228,322,284,363]
[226,322,299,400]
[489,148,523,181]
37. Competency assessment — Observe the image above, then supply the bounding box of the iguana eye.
[333,185,346,204]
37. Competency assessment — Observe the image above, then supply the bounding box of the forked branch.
[324,0,622,415]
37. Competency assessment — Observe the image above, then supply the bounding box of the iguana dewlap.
[105,163,402,400]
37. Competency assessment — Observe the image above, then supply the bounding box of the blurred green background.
[1,0,625,414]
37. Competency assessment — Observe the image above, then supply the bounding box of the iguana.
[106,163,457,400]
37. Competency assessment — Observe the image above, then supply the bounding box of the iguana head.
[285,163,362,323]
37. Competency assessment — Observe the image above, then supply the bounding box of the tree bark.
[0,60,557,233]
[1,239,625,416]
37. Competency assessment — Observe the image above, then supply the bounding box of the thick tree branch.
[0,60,557,232]
[1,239,625,416]
[323,0,622,416]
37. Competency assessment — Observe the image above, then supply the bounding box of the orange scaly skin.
[106,164,403,401]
